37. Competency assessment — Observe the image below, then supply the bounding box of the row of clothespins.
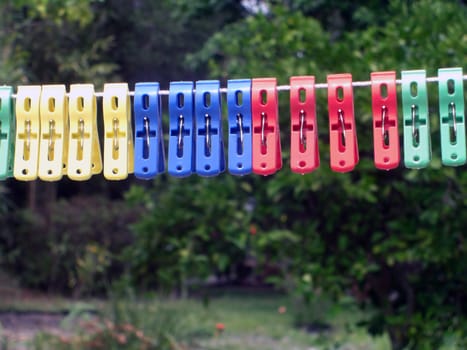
[0,67,464,181]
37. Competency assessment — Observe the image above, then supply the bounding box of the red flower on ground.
[215,323,225,331]
[249,225,257,235]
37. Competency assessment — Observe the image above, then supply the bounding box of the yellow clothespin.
[103,83,134,180]
[14,86,42,181]
[67,84,102,180]
[38,85,68,181]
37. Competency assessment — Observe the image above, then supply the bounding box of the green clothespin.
[438,67,466,166]
[0,86,15,179]
[401,70,431,169]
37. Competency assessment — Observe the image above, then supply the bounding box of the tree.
[0,0,253,294]
[132,0,466,348]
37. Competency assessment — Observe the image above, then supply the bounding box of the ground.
[0,270,77,349]
[0,270,392,350]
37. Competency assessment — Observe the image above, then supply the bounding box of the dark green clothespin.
[401,70,431,169]
[438,67,465,166]
[0,86,15,179]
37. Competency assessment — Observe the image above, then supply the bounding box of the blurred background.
[0,0,465,349]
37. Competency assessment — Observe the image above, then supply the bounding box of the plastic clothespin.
[401,70,431,169]
[327,74,359,172]
[290,76,319,174]
[438,67,466,166]
[371,71,400,170]
[195,80,225,177]
[227,79,252,175]
[102,83,134,180]
[14,86,42,181]
[0,86,15,179]
[67,84,102,181]
[134,82,165,179]
[168,81,194,177]
[38,85,68,181]
[251,78,282,175]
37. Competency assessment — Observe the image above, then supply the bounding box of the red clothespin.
[371,71,400,170]
[252,78,282,175]
[327,74,359,172]
[290,76,319,174]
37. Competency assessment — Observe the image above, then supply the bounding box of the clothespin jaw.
[134,82,165,179]
[327,74,359,172]
[290,76,319,174]
[370,71,400,170]
[251,78,282,176]
[168,81,194,177]
[438,67,466,166]
[67,84,102,180]
[401,70,431,169]
[0,86,15,179]
[14,86,42,181]
[38,85,68,181]
[102,83,134,180]
[195,80,225,177]
[227,79,252,175]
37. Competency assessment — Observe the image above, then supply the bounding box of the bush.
[123,175,255,295]
[30,294,203,350]
[0,195,139,296]
[161,1,467,349]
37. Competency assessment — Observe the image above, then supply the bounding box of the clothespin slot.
[327,74,359,172]
[38,85,68,181]
[134,82,165,179]
[251,78,282,175]
[0,86,15,179]
[168,81,194,177]
[195,80,225,177]
[370,71,400,170]
[290,76,319,174]
[103,83,134,180]
[14,86,42,181]
[227,79,252,175]
[401,70,431,169]
[438,67,465,166]
[68,84,102,180]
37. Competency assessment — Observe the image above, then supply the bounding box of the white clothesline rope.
[10,75,467,98]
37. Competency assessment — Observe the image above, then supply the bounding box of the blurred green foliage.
[0,196,138,296]
[126,1,467,349]
[0,0,117,86]
[0,1,465,349]
[124,175,255,296]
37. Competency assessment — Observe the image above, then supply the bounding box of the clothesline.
[10,75,467,98]
[1,68,465,181]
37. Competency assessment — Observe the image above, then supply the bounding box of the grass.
[0,296,96,314]
[0,270,96,314]
[108,290,392,350]
[0,281,391,350]
[200,294,390,350]
[0,271,462,350]
[0,269,455,350]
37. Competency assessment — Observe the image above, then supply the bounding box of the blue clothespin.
[227,79,252,175]
[168,81,194,177]
[134,82,165,179]
[195,80,225,176]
